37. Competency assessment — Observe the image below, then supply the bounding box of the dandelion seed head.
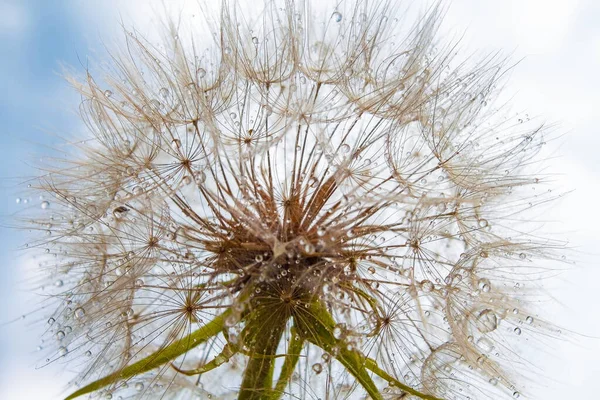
[22,1,568,399]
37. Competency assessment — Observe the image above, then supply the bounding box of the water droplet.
[58,346,68,356]
[513,391,520,398]
[519,252,527,260]
[255,254,263,262]
[333,324,344,339]
[513,327,522,335]
[312,363,323,374]
[332,11,342,22]
[15,197,21,204]
[476,309,498,333]
[478,278,491,292]
[48,317,55,325]
[251,36,259,45]
[41,201,50,209]
[113,206,129,218]
[54,280,63,287]
[181,176,192,186]
[420,280,434,292]
[197,67,206,78]
[476,337,494,353]
[85,350,92,357]
[194,170,206,183]
[159,87,170,99]
[171,138,181,149]
[367,266,376,274]
[104,90,113,98]
[225,315,236,327]
[340,144,351,154]
[56,331,65,340]
[74,308,85,319]
[526,316,534,324]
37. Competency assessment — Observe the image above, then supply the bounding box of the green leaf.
[64,310,230,400]
[171,342,236,376]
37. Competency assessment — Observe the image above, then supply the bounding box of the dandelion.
[24,1,566,399]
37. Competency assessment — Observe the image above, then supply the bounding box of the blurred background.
[0,0,598,398]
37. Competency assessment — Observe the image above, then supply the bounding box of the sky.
[0,0,598,399]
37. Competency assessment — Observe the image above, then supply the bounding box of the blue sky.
[0,0,599,398]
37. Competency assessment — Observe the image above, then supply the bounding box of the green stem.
[238,308,288,400]
[269,326,304,400]
[64,310,230,400]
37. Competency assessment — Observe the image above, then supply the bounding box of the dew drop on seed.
[85,350,92,357]
[104,90,112,98]
[41,201,50,209]
[367,266,376,274]
[58,346,68,356]
[477,278,491,292]
[197,67,206,78]
[251,36,259,45]
[312,363,323,374]
[332,11,342,22]
[333,324,344,339]
[526,316,534,324]
[420,280,434,292]
[159,87,170,99]
[181,176,192,186]
[476,337,494,353]
[513,391,520,398]
[74,307,85,319]
[56,331,65,340]
[255,254,263,262]
[340,144,351,154]
[519,252,527,259]
[135,382,144,391]
[48,317,55,325]
[171,138,181,149]
[514,327,522,335]
[194,171,206,183]
[476,309,498,333]
[15,197,21,204]
[54,280,63,287]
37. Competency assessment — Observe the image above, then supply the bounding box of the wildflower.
[25,1,565,399]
